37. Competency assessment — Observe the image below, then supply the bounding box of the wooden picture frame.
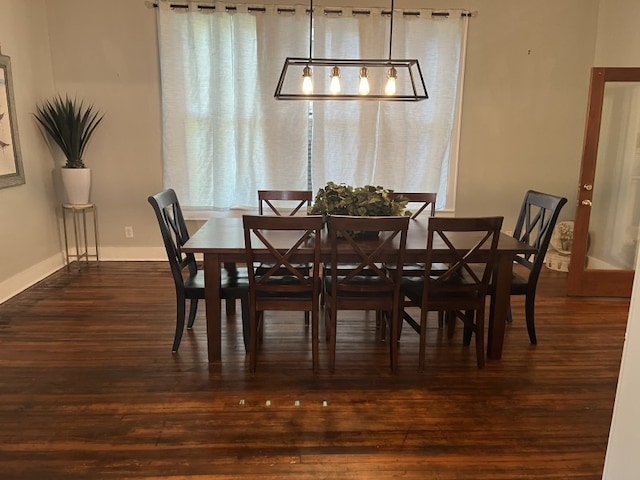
[0,53,25,189]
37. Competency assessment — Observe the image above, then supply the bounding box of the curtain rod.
[147,2,473,17]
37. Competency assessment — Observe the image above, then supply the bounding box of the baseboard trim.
[0,254,65,304]
[0,247,169,304]
[97,246,167,261]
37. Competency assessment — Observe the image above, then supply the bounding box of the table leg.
[204,253,222,362]
[487,253,512,359]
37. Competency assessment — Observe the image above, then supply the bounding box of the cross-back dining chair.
[494,190,567,344]
[257,189,314,325]
[148,189,250,353]
[242,214,323,372]
[258,190,313,216]
[390,192,437,219]
[384,192,439,329]
[401,216,503,370]
[324,215,410,372]
[323,193,435,303]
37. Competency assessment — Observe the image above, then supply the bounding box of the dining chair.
[322,192,429,305]
[258,190,313,216]
[148,189,250,353]
[257,189,314,325]
[384,192,439,330]
[324,215,410,372]
[401,216,503,370]
[390,192,437,219]
[242,214,323,372]
[494,190,567,344]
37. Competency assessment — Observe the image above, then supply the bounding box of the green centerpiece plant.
[309,182,409,230]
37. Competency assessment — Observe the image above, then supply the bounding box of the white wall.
[44,0,164,261]
[603,255,640,478]
[595,0,640,477]
[0,0,67,303]
[457,0,597,222]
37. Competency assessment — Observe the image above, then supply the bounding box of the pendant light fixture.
[274,0,428,101]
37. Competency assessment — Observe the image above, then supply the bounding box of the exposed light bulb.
[329,66,341,95]
[385,66,397,95]
[359,67,370,95]
[302,66,313,94]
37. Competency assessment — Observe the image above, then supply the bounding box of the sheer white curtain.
[311,10,468,208]
[157,2,309,211]
[157,3,468,212]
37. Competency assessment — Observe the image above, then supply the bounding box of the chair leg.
[381,308,399,341]
[475,309,485,369]
[525,292,537,344]
[462,311,473,346]
[304,311,310,326]
[388,311,396,371]
[377,310,386,340]
[257,311,264,343]
[446,311,456,339]
[327,306,337,373]
[249,309,259,372]
[325,303,331,342]
[506,298,513,323]
[240,294,250,353]
[312,303,319,373]
[225,298,236,315]
[418,309,428,372]
[186,298,198,329]
[172,293,187,353]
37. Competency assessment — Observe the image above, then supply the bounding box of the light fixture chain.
[308,0,313,61]
[388,0,394,61]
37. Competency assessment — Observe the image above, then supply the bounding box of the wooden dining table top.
[184,216,535,261]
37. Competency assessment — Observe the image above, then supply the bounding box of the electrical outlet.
[125,226,134,238]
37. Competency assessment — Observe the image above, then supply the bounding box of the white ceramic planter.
[61,167,91,205]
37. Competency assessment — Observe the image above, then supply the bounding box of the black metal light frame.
[274,0,428,101]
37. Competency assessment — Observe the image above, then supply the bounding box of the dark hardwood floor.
[0,261,629,479]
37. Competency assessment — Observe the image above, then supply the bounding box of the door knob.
[583,184,593,191]
[582,199,592,206]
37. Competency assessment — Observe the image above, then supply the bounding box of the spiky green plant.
[34,95,104,168]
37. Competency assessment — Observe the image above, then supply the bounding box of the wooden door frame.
[567,67,640,297]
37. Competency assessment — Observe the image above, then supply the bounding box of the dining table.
[183,216,536,363]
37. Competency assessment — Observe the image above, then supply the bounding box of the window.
[156,3,468,216]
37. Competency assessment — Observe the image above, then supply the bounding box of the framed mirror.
[0,53,25,189]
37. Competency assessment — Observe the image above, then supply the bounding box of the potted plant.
[309,182,409,237]
[34,94,104,205]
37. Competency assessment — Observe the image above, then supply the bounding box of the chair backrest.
[242,215,323,298]
[390,192,437,219]
[327,215,410,298]
[423,217,503,302]
[148,189,195,288]
[258,190,312,216]
[512,190,568,279]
